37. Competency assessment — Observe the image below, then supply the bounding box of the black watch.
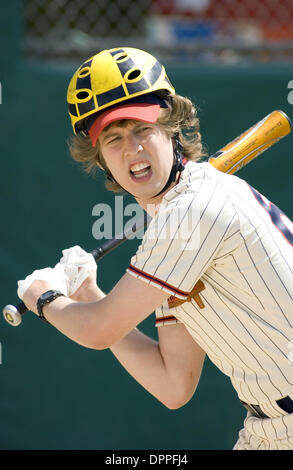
[37,290,64,323]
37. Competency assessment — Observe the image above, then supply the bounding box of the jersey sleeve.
[155,301,182,328]
[127,177,239,304]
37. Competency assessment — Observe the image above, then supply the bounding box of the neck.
[135,178,178,217]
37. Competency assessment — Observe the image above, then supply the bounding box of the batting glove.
[59,245,97,296]
[17,263,68,300]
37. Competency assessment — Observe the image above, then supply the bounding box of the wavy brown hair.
[68,94,206,193]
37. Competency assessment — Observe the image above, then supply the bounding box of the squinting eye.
[107,136,121,144]
[138,126,152,133]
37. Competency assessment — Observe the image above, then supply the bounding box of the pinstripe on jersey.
[233,399,293,449]
[126,161,293,411]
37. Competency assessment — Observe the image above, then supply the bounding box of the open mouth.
[129,162,152,179]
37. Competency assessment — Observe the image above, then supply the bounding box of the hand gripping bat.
[3,110,292,326]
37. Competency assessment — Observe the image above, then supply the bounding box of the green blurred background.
[0,0,293,450]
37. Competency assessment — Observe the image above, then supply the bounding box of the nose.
[123,132,143,158]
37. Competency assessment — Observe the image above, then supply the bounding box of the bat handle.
[3,301,28,327]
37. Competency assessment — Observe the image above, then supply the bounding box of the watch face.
[42,290,55,301]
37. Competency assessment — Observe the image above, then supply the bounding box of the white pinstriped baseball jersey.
[127,161,293,412]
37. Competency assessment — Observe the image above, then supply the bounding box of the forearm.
[42,284,106,348]
[42,297,97,347]
[45,282,173,401]
[111,323,205,409]
[110,328,174,405]
[41,281,202,408]
[110,327,198,409]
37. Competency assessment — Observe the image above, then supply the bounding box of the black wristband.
[37,290,64,324]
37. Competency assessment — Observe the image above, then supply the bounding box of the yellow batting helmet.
[67,47,175,135]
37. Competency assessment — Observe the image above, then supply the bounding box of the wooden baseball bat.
[2,110,291,327]
[208,110,291,173]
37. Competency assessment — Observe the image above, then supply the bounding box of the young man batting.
[18,47,293,450]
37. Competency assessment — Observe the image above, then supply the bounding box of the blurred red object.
[150,0,293,42]
[261,23,293,41]
[151,0,293,21]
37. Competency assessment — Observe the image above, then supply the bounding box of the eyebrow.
[101,128,124,144]
[102,121,154,143]
[103,131,121,141]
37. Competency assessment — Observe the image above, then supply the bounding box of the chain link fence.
[24,0,150,58]
[24,0,293,63]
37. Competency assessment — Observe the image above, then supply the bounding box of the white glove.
[17,246,97,301]
[17,263,68,300]
[59,245,97,296]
